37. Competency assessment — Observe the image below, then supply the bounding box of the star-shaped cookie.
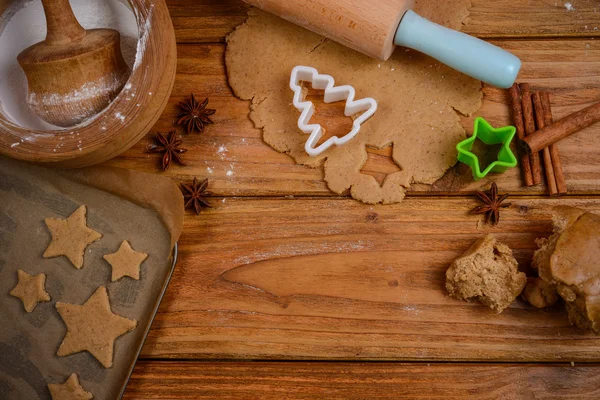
[48,373,93,400]
[10,270,51,312]
[103,240,148,281]
[56,286,137,368]
[43,205,102,269]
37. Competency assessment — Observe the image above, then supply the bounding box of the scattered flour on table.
[217,144,228,161]
[0,0,138,131]
[226,163,235,177]
[114,112,126,122]
[558,1,575,11]
[401,305,420,316]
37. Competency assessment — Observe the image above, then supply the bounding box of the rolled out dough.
[226,0,482,204]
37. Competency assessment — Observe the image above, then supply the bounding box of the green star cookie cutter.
[456,117,517,181]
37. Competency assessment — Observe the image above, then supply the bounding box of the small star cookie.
[103,240,148,281]
[10,270,51,312]
[48,373,93,400]
[43,205,102,269]
[56,286,137,368]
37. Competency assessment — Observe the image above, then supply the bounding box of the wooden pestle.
[17,0,130,127]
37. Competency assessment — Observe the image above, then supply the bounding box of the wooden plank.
[140,197,600,362]
[125,361,600,399]
[167,0,249,43]
[106,39,600,196]
[466,0,600,39]
[165,0,600,44]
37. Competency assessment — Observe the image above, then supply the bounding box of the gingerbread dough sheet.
[0,156,183,400]
[226,0,482,204]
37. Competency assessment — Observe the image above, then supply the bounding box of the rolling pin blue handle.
[394,10,521,89]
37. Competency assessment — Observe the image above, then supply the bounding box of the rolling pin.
[243,0,521,88]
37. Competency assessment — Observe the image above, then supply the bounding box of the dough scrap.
[48,373,93,400]
[56,286,137,368]
[103,240,148,282]
[9,269,51,312]
[530,207,600,333]
[43,205,102,269]
[521,277,559,309]
[446,234,527,313]
[225,1,481,204]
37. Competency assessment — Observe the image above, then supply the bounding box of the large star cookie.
[44,205,102,269]
[56,286,137,368]
[48,373,93,400]
[103,240,148,281]
[10,270,51,312]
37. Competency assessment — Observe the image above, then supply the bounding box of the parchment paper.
[0,155,184,400]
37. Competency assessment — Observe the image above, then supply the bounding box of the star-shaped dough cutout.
[10,269,51,312]
[43,205,102,269]
[48,373,93,400]
[103,240,148,282]
[56,286,137,368]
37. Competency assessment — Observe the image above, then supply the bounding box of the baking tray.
[117,243,177,399]
[0,157,180,400]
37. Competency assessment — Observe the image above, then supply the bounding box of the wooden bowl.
[0,0,177,168]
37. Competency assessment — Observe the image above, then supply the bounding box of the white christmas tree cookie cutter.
[289,66,378,157]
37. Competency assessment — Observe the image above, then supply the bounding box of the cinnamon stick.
[532,92,558,196]
[509,83,534,187]
[519,83,543,185]
[541,92,567,194]
[522,101,600,154]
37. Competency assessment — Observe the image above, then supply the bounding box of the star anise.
[181,177,212,215]
[471,182,511,226]
[146,130,187,170]
[177,94,216,134]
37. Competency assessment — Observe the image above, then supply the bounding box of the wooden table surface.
[118,0,600,398]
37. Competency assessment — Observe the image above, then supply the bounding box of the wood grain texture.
[105,39,600,196]
[125,361,600,399]
[138,197,600,361]
[165,0,600,43]
[104,0,600,395]
[166,0,249,43]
